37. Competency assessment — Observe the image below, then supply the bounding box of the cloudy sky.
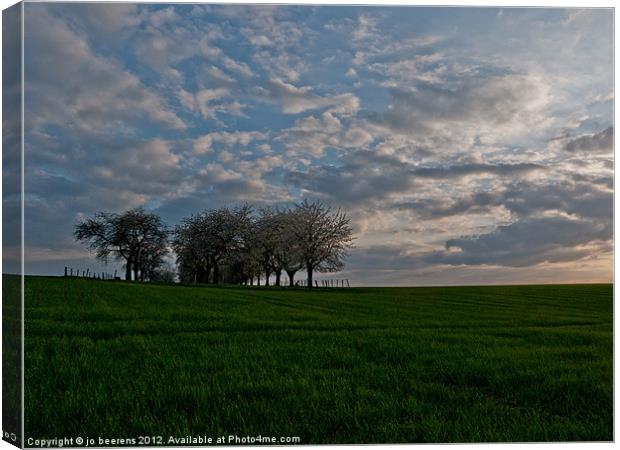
[6,3,613,285]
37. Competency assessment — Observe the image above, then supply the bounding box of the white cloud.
[351,14,378,43]
[133,9,222,81]
[258,78,360,115]
[222,56,255,77]
[25,5,186,133]
[280,112,374,157]
[179,88,248,120]
[345,68,358,78]
[192,131,268,154]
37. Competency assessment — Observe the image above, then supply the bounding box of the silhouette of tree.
[289,200,354,288]
[74,208,168,281]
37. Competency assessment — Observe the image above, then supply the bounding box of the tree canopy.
[74,208,168,281]
[76,201,354,287]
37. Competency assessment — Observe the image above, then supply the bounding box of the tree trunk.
[125,259,132,281]
[205,263,212,284]
[213,261,220,284]
[286,269,298,287]
[257,275,261,286]
[307,266,313,289]
[197,267,205,284]
[264,267,270,286]
[275,269,281,286]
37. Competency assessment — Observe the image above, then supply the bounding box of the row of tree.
[74,200,354,288]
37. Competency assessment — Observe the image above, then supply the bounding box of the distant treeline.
[74,200,354,288]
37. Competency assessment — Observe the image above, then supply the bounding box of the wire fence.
[62,266,350,287]
[64,266,119,280]
[296,279,351,288]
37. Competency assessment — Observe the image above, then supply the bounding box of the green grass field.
[21,276,612,443]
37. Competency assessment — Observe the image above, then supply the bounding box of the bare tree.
[290,200,354,288]
[254,207,283,286]
[151,262,177,283]
[173,205,253,284]
[74,208,168,281]
[171,201,353,287]
[274,208,304,286]
[173,214,212,283]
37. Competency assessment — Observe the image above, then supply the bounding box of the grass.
[3,275,22,447]
[19,275,613,443]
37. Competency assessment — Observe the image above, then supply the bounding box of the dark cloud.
[426,216,611,267]
[393,193,499,219]
[571,173,613,190]
[286,164,413,205]
[370,74,545,133]
[285,150,415,205]
[286,151,544,208]
[395,179,612,221]
[348,211,612,271]
[411,162,543,178]
[347,245,427,270]
[502,181,612,220]
[564,127,613,154]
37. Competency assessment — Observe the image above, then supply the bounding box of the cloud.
[93,139,184,196]
[25,5,186,133]
[192,131,268,154]
[280,112,342,156]
[222,56,255,78]
[410,163,543,179]
[251,50,306,82]
[564,127,613,154]
[285,150,415,204]
[58,3,142,41]
[179,86,249,120]
[395,178,613,222]
[204,66,237,87]
[371,74,551,137]
[236,7,309,81]
[286,152,545,208]
[257,78,360,115]
[367,53,447,84]
[192,161,291,203]
[342,127,374,148]
[180,88,233,119]
[427,216,611,267]
[351,14,379,43]
[279,112,377,158]
[149,6,180,28]
[133,8,222,81]
[347,245,426,270]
